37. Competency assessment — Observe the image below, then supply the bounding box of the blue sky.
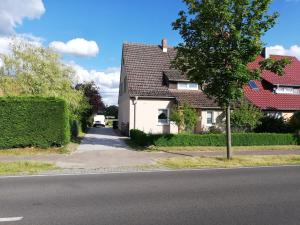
[1,0,300,105]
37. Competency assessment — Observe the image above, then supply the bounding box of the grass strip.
[0,161,57,175]
[157,155,300,169]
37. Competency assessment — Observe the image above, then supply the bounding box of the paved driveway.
[77,127,129,152]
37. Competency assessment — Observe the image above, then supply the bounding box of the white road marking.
[0,217,23,222]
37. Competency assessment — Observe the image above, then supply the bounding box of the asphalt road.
[1,167,300,225]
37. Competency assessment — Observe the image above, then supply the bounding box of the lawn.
[150,145,300,152]
[0,142,80,156]
[0,161,57,175]
[157,155,300,169]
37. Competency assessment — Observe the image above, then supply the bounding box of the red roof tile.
[248,55,300,86]
[244,80,300,110]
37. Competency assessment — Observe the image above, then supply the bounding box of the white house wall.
[129,98,178,134]
[201,110,224,131]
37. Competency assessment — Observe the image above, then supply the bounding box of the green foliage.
[76,81,105,132]
[0,96,70,149]
[154,133,297,146]
[231,101,263,132]
[289,112,300,131]
[255,117,293,133]
[0,39,88,119]
[130,129,298,147]
[170,103,198,133]
[130,129,149,146]
[70,120,79,139]
[172,0,288,107]
[105,105,119,118]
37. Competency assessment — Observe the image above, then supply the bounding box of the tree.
[76,81,105,131]
[105,105,118,118]
[76,81,105,114]
[170,103,198,133]
[173,0,289,158]
[0,39,88,119]
[231,101,263,132]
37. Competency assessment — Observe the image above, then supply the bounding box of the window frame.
[158,108,169,125]
[206,111,213,125]
[177,82,199,90]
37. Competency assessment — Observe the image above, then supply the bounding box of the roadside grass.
[0,161,57,175]
[157,155,300,169]
[0,132,85,156]
[148,145,300,152]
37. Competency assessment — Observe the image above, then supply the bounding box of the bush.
[153,133,298,146]
[130,129,149,146]
[70,120,79,139]
[0,96,70,149]
[130,129,298,147]
[290,112,300,131]
[255,117,293,133]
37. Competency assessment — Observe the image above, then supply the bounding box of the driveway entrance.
[77,127,129,152]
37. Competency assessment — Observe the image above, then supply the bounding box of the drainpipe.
[133,96,138,129]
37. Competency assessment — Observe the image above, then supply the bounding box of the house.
[118,39,222,135]
[244,49,300,120]
[118,39,300,135]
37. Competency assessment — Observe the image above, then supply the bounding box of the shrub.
[153,133,298,146]
[130,129,149,146]
[255,117,293,133]
[289,112,300,131]
[0,96,70,149]
[231,101,263,132]
[70,120,79,139]
[129,129,298,147]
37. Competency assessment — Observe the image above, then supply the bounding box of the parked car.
[93,115,106,127]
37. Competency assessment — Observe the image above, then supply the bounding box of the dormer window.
[177,82,198,90]
[275,87,299,94]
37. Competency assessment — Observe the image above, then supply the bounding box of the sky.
[0,0,300,105]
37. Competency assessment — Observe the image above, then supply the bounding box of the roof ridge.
[123,41,175,48]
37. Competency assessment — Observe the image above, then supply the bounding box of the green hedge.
[130,129,298,147]
[0,96,70,149]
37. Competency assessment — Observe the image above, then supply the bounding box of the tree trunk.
[226,105,232,159]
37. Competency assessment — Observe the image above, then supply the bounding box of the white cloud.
[70,62,120,105]
[0,35,42,54]
[49,38,99,57]
[268,45,300,59]
[0,0,45,34]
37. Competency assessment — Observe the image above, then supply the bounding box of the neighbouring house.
[118,39,300,135]
[245,49,300,121]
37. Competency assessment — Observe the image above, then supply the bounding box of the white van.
[93,115,106,127]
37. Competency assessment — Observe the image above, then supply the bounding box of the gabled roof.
[244,80,300,110]
[122,42,219,108]
[245,55,300,111]
[163,70,189,82]
[248,55,300,86]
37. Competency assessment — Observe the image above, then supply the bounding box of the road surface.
[1,166,300,225]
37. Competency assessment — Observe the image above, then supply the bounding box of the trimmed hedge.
[0,96,70,149]
[130,129,298,147]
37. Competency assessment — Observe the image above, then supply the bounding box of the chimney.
[262,47,270,59]
[162,38,168,53]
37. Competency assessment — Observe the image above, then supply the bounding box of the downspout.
[133,96,138,129]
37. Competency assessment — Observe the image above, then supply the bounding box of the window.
[177,82,198,90]
[158,109,169,125]
[275,87,294,94]
[207,111,213,125]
